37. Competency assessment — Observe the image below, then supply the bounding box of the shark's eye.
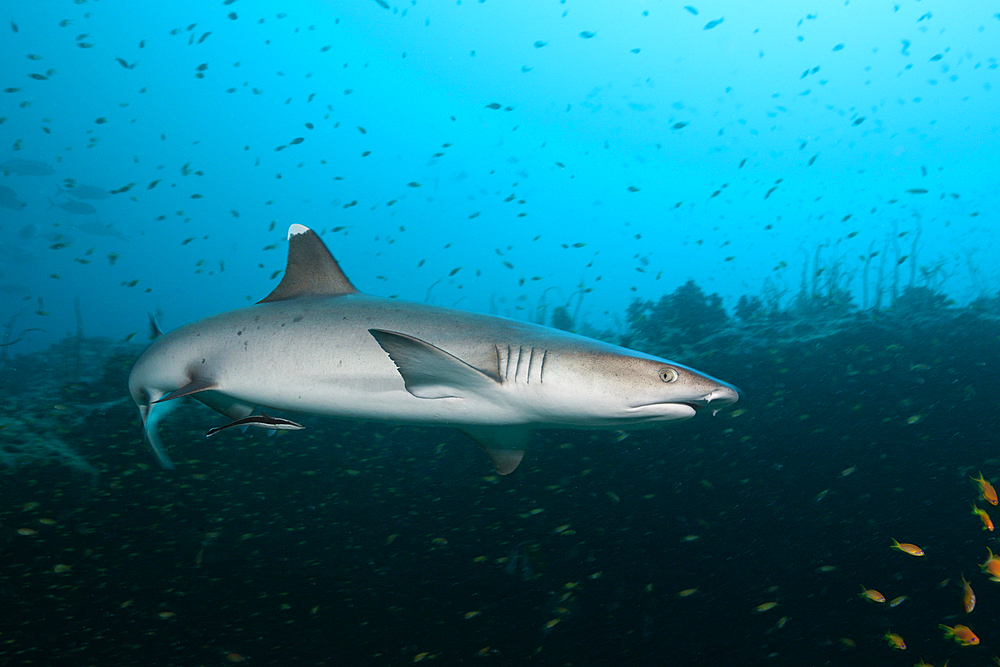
[658,368,679,383]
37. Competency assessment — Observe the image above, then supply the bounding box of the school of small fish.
[0,1,987,352]
[856,471,998,661]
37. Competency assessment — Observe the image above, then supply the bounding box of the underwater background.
[1,1,999,665]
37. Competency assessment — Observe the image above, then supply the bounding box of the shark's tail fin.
[147,312,164,339]
[137,399,177,470]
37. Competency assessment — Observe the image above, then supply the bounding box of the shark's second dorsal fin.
[258,224,359,303]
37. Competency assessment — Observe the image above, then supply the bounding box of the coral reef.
[0,337,139,478]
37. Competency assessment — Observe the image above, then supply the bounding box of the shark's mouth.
[625,402,699,421]
[628,387,740,416]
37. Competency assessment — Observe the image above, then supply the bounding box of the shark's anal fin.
[151,378,218,403]
[369,329,500,399]
[457,425,530,475]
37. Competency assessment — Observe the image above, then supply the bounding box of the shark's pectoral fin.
[457,425,530,475]
[152,378,219,403]
[369,329,500,399]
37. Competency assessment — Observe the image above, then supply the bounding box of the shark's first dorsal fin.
[258,224,359,303]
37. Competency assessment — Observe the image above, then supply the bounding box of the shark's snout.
[700,384,741,407]
[683,383,741,416]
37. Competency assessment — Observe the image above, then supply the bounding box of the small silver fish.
[49,198,97,215]
[59,183,110,200]
[1,158,56,175]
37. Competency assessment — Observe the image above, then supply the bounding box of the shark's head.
[536,343,740,427]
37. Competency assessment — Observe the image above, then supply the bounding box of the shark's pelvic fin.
[151,378,219,403]
[457,425,530,475]
[369,329,500,399]
[258,223,358,303]
[191,391,255,423]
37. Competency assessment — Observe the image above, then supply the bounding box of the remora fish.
[129,224,739,474]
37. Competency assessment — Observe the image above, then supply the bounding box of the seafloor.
[3,301,1000,666]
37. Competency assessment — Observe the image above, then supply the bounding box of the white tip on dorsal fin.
[258,224,359,303]
[288,223,310,239]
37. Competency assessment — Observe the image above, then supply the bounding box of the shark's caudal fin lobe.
[138,401,177,470]
[147,312,164,339]
[457,425,530,475]
[369,329,500,399]
[258,224,359,303]
[151,377,219,403]
[147,427,176,470]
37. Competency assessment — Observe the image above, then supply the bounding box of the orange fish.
[981,547,1000,582]
[962,574,976,613]
[859,585,885,603]
[883,631,906,650]
[973,503,994,531]
[940,623,979,646]
[972,472,997,506]
[890,539,924,556]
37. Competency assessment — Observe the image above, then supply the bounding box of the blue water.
[1,1,996,349]
[1,2,998,665]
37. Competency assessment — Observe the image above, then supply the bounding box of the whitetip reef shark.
[129,224,740,474]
